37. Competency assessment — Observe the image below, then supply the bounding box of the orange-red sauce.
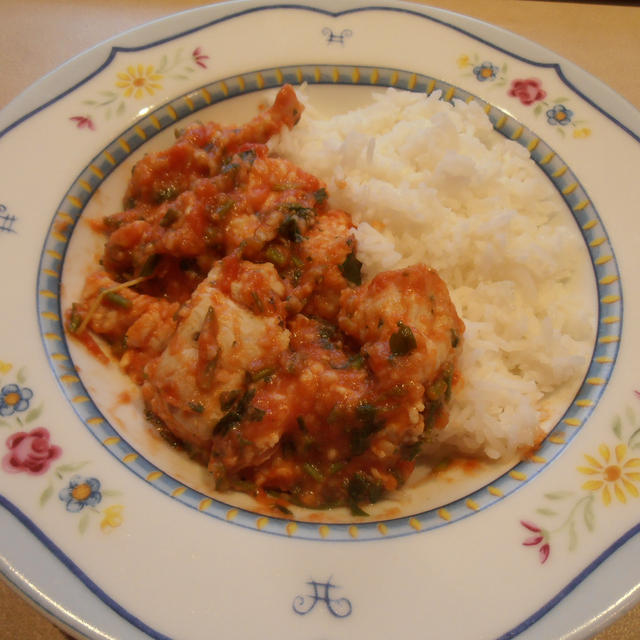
[67,85,464,513]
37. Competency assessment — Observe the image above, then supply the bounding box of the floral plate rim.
[1,2,640,640]
[2,3,640,144]
[37,62,622,542]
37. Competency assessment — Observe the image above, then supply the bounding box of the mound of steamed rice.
[271,87,595,460]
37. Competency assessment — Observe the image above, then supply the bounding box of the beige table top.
[1,1,639,639]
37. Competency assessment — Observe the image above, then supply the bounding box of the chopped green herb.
[145,409,182,447]
[318,323,337,349]
[69,303,82,333]
[389,322,417,356]
[423,402,441,430]
[219,389,241,411]
[274,503,293,516]
[329,353,365,370]
[154,185,178,203]
[213,410,241,436]
[250,367,275,382]
[214,473,230,492]
[221,160,239,174]
[203,226,221,246]
[238,149,257,165]
[265,246,287,266]
[350,353,366,369]
[280,435,296,458]
[443,363,454,402]
[139,253,160,278]
[329,461,345,475]
[214,199,234,218]
[195,307,220,391]
[213,388,257,436]
[314,187,328,203]
[349,426,375,457]
[302,462,325,482]
[160,207,180,227]
[104,291,132,309]
[198,306,217,349]
[346,472,383,510]
[349,402,385,456]
[355,402,378,423]
[188,401,205,414]
[103,215,122,229]
[339,252,363,286]
[450,328,460,348]
[230,479,257,494]
[144,409,165,428]
[246,406,266,422]
[251,291,265,313]
[272,182,300,192]
[279,215,302,242]
[284,203,313,218]
[349,503,370,517]
[426,378,448,402]
[400,436,424,462]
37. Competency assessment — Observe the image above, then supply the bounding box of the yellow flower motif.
[100,504,124,532]
[573,127,592,139]
[0,360,12,374]
[457,54,471,69]
[116,64,163,99]
[578,443,640,505]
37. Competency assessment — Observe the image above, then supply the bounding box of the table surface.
[1,1,639,639]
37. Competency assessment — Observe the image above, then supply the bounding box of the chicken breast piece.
[123,84,303,208]
[69,270,181,383]
[288,209,356,321]
[207,313,430,507]
[207,314,370,485]
[338,263,464,390]
[142,259,290,453]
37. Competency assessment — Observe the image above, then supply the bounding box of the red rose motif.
[508,79,547,106]
[2,427,62,475]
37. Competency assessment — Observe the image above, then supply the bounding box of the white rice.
[270,87,595,460]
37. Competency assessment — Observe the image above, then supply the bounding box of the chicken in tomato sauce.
[67,85,464,513]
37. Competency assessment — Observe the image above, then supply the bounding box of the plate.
[1,2,639,638]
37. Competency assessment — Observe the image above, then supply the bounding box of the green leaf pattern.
[522,396,640,564]
[72,45,210,127]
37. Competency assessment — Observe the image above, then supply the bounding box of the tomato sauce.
[67,85,464,513]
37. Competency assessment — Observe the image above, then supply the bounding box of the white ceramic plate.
[1,2,639,638]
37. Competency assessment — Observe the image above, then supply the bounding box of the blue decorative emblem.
[0,204,16,234]
[292,578,352,618]
[322,27,353,45]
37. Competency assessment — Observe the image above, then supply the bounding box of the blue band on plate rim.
[37,64,622,542]
[3,490,639,639]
